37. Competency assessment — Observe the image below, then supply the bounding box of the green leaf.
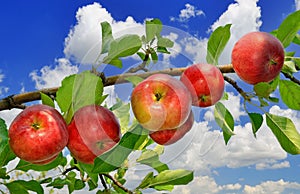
[279,80,300,110]
[157,37,174,48]
[16,152,67,172]
[151,51,158,64]
[5,180,43,194]
[56,71,104,123]
[101,21,114,54]
[277,10,300,48]
[125,76,144,87]
[248,113,263,137]
[282,61,298,75]
[56,74,75,113]
[92,124,148,173]
[254,82,276,98]
[266,113,300,154]
[136,172,154,190]
[46,177,68,189]
[156,46,170,54]
[40,92,55,107]
[112,99,130,133]
[146,19,163,43]
[108,58,122,68]
[136,149,169,173]
[214,102,235,144]
[206,24,231,65]
[293,33,300,45]
[0,118,16,167]
[148,169,194,190]
[104,34,142,67]
[136,52,146,60]
[0,167,9,179]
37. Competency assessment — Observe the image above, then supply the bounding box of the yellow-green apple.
[131,74,192,131]
[8,104,68,165]
[231,31,284,85]
[67,105,121,164]
[149,111,194,145]
[180,64,225,107]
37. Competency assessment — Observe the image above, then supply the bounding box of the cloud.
[255,161,290,170]
[243,179,300,194]
[64,2,144,65]
[173,176,241,194]
[0,71,9,96]
[0,109,22,127]
[296,0,300,10]
[30,58,78,89]
[170,3,205,22]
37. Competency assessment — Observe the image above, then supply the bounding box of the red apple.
[231,31,284,85]
[131,74,192,131]
[149,111,194,145]
[9,104,68,165]
[67,105,121,164]
[180,64,225,107]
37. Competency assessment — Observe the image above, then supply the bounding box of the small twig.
[62,166,80,176]
[223,75,251,101]
[126,53,150,73]
[281,72,300,85]
[101,173,133,194]
[99,174,108,190]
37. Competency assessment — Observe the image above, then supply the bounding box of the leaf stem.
[101,173,133,194]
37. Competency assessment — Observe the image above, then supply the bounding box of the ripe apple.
[67,105,121,164]
[180,64,225,107]
[9,104,68,165]
[231,31,284,85]
[131,73,192,131]
[149,111,194,145]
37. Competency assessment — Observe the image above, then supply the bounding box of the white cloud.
[295,0,300,10]
[30,58,78,89]
[243,179,300,194]
[170,3,205,22]
[0,109,22,127]
[64,2,144,65]
[255,161,290,170]
[173,176,241,194]
[0,71,9,96]
[0,72,4,83]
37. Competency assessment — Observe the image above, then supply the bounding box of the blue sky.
[0,0,300,193]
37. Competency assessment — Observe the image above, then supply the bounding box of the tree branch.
[223,75,251,101]
[281,72,300,85]
[101,173,133,194]
[99,174,108,190]
[0,65,234,111]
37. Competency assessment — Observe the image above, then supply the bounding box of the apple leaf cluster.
[0,10,299,194]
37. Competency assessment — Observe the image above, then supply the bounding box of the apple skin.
[180,64,225,107]
[231,31,284,85]
[8,104,68,165]
[67,105,121,164]
[149,111,194,145]
[131,74,192,131]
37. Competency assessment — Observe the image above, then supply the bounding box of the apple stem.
[31,123,41,130]
[155,93,162,101]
